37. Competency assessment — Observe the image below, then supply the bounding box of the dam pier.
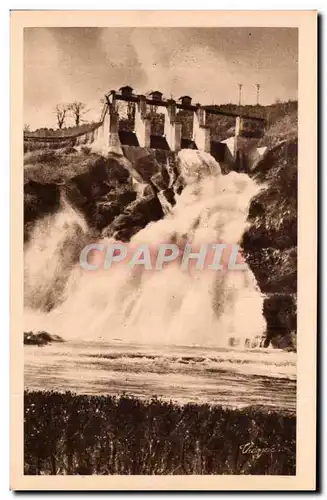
[24,86,266,172]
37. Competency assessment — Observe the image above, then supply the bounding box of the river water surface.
[25,341,296,411]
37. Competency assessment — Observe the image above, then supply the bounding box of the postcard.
[11,10,317,491]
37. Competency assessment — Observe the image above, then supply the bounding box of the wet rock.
[24,181,61,241]
[102,194,164,242]
[24,331,64,346]
[242,140,298,350]
[243,248,297,295]
[162,188,176,207]
[151,171,169,191]
[243,140,297,274]
[93,190,137,230]
[270,331,297,351]
[228,337,240,348]
[64,156,137,231]
[244,336,267,349]
[71,156,131,199]
[262,294,297,350]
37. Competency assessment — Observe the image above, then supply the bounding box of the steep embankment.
[258,110,298,149]
[24,146,180,244]
[242,140,297,350]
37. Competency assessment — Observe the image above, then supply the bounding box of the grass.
[24,391,296,476]
[24,148,104,184]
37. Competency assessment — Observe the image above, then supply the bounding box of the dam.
[24,86,266,172]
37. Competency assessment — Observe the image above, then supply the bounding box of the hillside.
[258,110,298,148]
[206,100,297,145]
[25,122,100,138]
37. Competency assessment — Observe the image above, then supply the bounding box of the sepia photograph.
[10,10,317,491]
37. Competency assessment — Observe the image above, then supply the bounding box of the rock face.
[64,155,137,231]
[263,295,297,350]
[242,140,297,350]
[24,331,64,346]
[24,147,183,245]
[102,193,164,242]
[24,181,61,241]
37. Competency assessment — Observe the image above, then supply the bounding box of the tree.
[24,123,30,132]
[68,101,89,127]
[55,104,68,129]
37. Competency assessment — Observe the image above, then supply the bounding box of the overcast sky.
[24,27,298,130]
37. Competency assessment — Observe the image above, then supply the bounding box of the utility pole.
[256,83,261,105]
[238,83,243,106]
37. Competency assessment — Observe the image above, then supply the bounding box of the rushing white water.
[24,193,88,311]
[25,340,296,409]
[24,150,266,347]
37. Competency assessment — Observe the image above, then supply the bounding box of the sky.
[24,27,298,130]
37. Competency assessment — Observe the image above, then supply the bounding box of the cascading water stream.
[24,189,88,312]
[24,150,266,347]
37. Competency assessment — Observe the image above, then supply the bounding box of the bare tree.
[68,101,89,127]
[55,104,68,129]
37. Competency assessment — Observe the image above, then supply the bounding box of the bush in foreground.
[24,391,296,476]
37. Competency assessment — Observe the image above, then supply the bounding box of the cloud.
[24,27,298,130]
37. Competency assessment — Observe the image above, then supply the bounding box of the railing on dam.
[24,122,102,141]
[111,91,265,123]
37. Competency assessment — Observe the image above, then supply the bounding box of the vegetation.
[24,391,296,476]
[24,122,99,140]
[55,104,69,129]
[68,101,89,127]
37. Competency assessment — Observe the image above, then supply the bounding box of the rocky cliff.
[24,146,180,244]
[242,139,297,350]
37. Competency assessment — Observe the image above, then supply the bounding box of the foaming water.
[24,193,88,311]
[24,340,296,409]
[24,150,265,347]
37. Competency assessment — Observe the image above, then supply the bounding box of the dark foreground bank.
[24,391,296,475]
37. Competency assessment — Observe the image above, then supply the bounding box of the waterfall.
[24,190,88,312]
[24,150,266,347]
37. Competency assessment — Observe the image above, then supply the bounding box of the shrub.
[24,391,296,476]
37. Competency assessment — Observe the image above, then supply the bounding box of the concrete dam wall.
[24,87,266,172]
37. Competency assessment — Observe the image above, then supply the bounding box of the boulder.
[262,295,297,350]
[24,331,64,346]
[102,194,164,242]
